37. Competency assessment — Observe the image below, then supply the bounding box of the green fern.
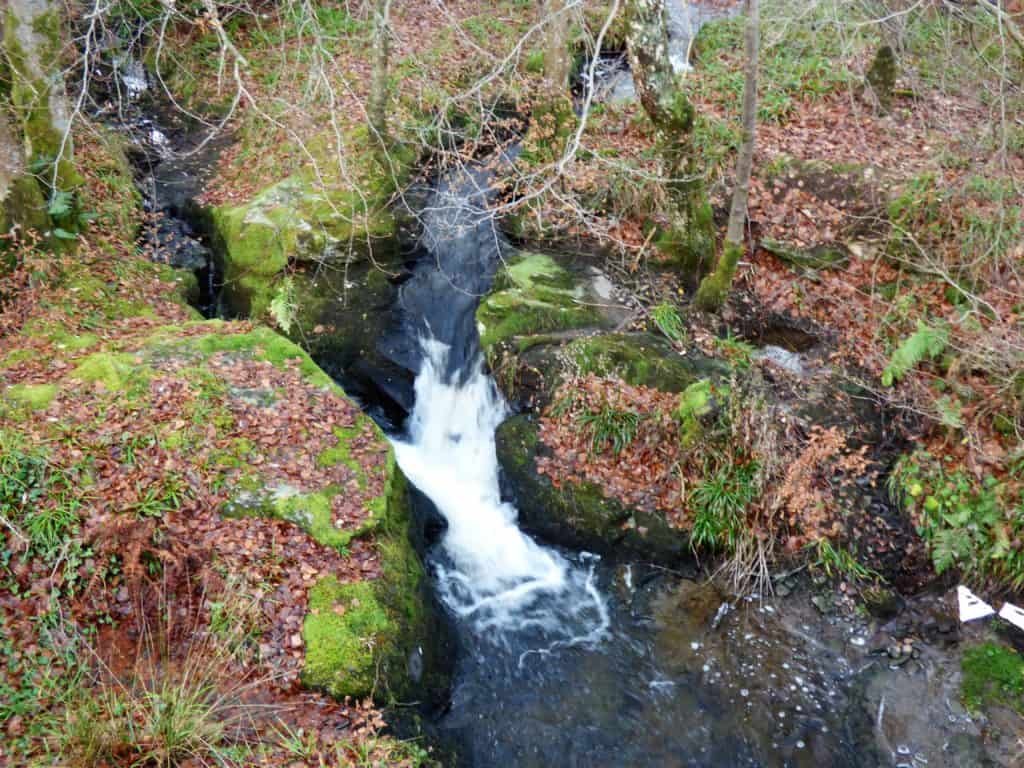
[882,320,948,386]
[270,276,297,333]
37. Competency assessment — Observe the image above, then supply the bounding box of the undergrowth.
[892,451,1024,591]
[690,460,760,552]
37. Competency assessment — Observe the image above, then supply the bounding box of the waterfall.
[391,338,608,646]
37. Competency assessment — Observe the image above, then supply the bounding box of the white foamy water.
[391,338,608,645]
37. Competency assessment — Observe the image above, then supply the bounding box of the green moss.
[961,642,1024,715]
[694,239,742,312]
[0,175,50,245]
[274,487,354,550]
[302,576,391,699]
[300,455,440,703]
[177,325,334,388]
[317,425,364,476]
[48,329,100,352]
[567,333,725,392]
[69,352,144,391]
[676,379,713,445]
[0,348,35,368]
[657,189,716,279]
[477,252,602,350]
[3,383,57,411]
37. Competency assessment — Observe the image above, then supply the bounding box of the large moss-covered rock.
[566,332,728,391]
[496,414,689,564]
[476,251,611,353]
[210,175,393,317]
[500,330,729,412]
[206,130,411,320]
[301,456,452,703]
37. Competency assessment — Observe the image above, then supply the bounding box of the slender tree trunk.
[542,0,573,90]
[625,0,714,281]
[695,0,759,312]
[367,0,392,149]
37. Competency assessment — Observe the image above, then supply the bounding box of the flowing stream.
[100,31,1011,768]
[361,159,997,768]
[376,167,879,767]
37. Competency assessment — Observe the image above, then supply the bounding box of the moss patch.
[69,352,145,391]
[568,333,727,392]
[961,642,1024,715]
[3,383,58,412]
[302,576,392,699]
[166,324,334,388]
[477,252,603,350]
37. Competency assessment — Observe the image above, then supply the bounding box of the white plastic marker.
[958,585,996,622]
[998,602,1024,632]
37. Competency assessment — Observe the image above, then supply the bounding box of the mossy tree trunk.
[1,108,50,258]
[2,0,80,193]
[367,0,392,156]
[625,0,714,282]
[865,44,896,114]
[542,0,574,91]
[695,0,759,312]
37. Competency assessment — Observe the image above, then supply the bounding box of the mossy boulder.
[567,333,727,391]
[476,252,609,354]
[496,414,689,564]
[300,458,453,703]
[501,331,729,412]
[206,132,409,320]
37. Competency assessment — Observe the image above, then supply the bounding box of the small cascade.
[392,338,608,648]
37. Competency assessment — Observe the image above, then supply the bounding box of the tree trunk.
[367,0,392,149]
[542,0,574,90]
[695,0,759,312]
[2,0,79,192]
[625,0,714,281]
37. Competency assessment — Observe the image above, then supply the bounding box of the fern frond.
[882,320,949,386]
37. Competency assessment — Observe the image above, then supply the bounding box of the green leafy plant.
[578,406,642,455]
[881,320,948,386]
[715,331,755,369]
[690,461,760,552]
[270,276,297,334]
[651,302,686,342]
[892,451,1024,589]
